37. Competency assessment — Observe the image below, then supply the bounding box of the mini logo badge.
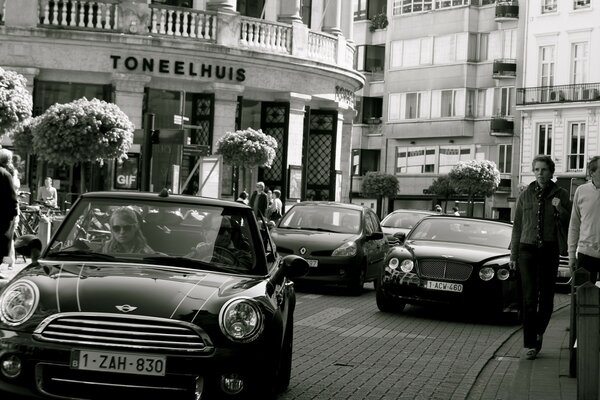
[116,304,137,313]
[299,247,307,255]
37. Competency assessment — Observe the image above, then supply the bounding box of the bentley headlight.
[400,260,414,273]
[332,241,357,257]
[0,280,39,326]
[479,267,495,281]
[388,258,399,270]
[219,298,263,343]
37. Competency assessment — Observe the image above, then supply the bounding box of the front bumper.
[0,329,278,400]
[293,255,361,286]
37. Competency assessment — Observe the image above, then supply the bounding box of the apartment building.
[516,0,600,196]
[352,0,522,220]
[0,0,362,207]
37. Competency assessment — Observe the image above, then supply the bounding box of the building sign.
[110,55,246,82]
[114,153,140,190]
[335,85,355,109]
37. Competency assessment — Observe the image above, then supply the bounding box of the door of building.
[258,102,289,200]
[304,110,337,201]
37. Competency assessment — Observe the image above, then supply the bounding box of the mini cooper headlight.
[332,241,357,257]
[219,298,263,343]
[0,280,39,326]
[479,267,495,281]
[497,268,511,281]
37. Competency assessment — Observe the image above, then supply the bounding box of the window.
[354,0,368,20]
[33,81,112,116]
[433,34,456,64]
[493,87,513,117]
[393,0,433,15]
[498,144,512,174]
[466,89,476,117]
[571,42,588,84]
[395,147,437,174]
[441,90,457,117]
[151,0,192,7]
[355,96,383,124]
[541,0,557,13]
[405,93,422,119]
[301,0,312,27]
[355,45,385,72]
[539,45,555,87]
[568,122,586,171]
[477,89,487,117]
[237,0,265,18]
[574,0,590,9]
[439,145,472,173]
[537,123,553,156]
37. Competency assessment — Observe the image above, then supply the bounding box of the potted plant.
[369,12,388,32]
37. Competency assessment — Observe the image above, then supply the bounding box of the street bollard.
[38,216,51,250]
[576,282,600,400]
[570,267,591,377]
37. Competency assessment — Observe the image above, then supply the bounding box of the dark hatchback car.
[0,191,308,400]
[271,202,388,295]
[376,216,519,317]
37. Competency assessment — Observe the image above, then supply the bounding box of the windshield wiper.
[45,250,116,261]
[141,255,241,273]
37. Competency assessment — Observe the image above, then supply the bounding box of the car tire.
[348,265,366,296]
[376,286,405,313]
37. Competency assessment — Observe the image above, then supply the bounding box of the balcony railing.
[495,2,519,20]
[490,116,514,136]
[517,83,600,105]
[492,58,516,79]
[27,1,352,71]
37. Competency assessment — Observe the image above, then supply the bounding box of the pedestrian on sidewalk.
[568,155,600,283]
[249,181,268,218]
[509,155,571,360]
[0,149,19,273]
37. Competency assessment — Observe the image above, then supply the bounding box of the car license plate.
[71,350,166,376]
[424,280,463,293]
[306,259,318,267]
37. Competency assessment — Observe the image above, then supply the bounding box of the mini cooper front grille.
[34,313,211,353]
[419,259,473,281]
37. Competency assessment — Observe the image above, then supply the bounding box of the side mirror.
[393,232,407,244]
[282,255,309,278]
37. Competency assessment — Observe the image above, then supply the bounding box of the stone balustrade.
[1,0,354,71]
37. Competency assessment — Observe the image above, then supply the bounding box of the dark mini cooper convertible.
[376,216,519,317]
[0,191,308,400]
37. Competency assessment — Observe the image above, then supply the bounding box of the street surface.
[283,283,570,400]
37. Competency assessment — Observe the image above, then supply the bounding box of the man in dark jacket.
[509,155,571,360]
[0,148,19,261]
[249,181,268,218]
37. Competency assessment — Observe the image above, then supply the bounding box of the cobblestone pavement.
[281,283,571,400]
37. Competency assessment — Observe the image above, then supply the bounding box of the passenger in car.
[188,216,252,269]
[102,207,155,254]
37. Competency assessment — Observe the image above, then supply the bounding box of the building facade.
[516,0,600,196]
[351,0,522,220]
[0,0,363,209]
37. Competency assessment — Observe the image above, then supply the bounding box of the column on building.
[276,92,310,204]
[339,108,356,203]
[278,0,302,23]
[206,0,236,12]
[340,0,354,44]
[210,81,244,149]
[322,0,341,35]
[111,73,152,130]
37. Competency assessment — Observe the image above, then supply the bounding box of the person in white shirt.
[37,176,58,208]
[568,156,600,283]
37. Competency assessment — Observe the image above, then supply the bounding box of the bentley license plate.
[424,280,463,293]
[307,259,318,267]
[71,350,166,376]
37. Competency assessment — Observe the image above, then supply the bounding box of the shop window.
[33,80,112,116]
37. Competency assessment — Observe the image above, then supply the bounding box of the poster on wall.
[114,154,140,190]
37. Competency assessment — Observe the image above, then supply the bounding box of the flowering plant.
[215,128,278,168]
[0,67,32,136]
[31,97,134,166]
[369,12,388,32]
[448,159,500,197]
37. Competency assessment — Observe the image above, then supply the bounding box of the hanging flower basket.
[215,128,278,168]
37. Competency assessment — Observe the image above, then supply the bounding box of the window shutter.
[454,89,465,116]
[388,93,401,120]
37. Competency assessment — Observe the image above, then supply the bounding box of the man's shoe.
[525,348,538,360]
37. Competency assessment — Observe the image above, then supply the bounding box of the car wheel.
[348,265,366,296]
[376,285,405,313]
[275,318,294,393]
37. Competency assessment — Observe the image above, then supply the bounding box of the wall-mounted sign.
[335,85,355,108]
[110,55,246,82]
[114,153,140,190]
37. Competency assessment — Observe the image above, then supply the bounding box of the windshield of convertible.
[407,218,512,249]
[45,198,258,273]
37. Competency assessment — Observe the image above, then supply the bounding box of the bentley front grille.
[418,259,473,281]
[34,313,211,353]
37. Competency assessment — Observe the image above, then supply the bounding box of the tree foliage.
[361,171,399,198]
[9,117,37,156]
[427,175,456,198]
[28,98,134,166]
[215,128,278,168]
[0,67,32,136]
[448,159,500,199]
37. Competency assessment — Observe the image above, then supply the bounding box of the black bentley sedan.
[0,191,308,400]
[375,216,519,317]
[271,202,388,295]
